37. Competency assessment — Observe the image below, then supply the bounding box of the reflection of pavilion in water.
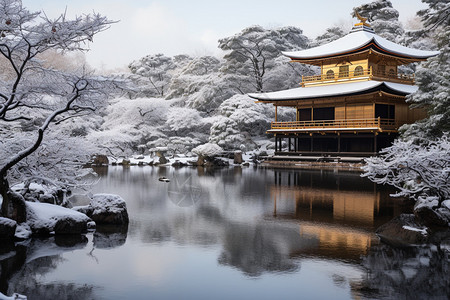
[270,170,406,260]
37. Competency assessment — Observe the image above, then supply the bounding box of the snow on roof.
[283,26,439,60]
[248,81,417,101]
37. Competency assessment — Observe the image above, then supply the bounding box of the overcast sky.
[23,0,428,71]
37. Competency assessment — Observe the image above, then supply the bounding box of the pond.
[1,167,448,299]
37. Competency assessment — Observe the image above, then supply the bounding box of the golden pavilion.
[249,18,439,156]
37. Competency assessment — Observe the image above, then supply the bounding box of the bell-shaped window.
[326,70,335,79]
[354,66,364,76]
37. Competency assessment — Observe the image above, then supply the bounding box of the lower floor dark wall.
[275,133,397,154]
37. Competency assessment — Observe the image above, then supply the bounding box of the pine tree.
[353,0,404,42]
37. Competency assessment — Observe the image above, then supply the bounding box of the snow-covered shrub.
[363,134,450,206]
[209,117,246,149]
[218,94,272,135]
[165,107,203,134]
[166,136,204,156]
[87,97,172,155]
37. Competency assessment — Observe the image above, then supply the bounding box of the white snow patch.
[0,217,16,227]
[129,155,154,165]
[401,267,418,280]
[11,182,50,194]
[402,225,428,235]
[419,257,430,267]
[0,292,27,300]
[442,200,450,210]
[15,223,32,240]
[415,196,439,210]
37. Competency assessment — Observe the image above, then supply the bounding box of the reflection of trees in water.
[355,243,450,299]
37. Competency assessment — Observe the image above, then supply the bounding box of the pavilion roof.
[283,26,439,61]
[248,80,417,102]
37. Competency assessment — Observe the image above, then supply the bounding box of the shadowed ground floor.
[273,132,396,157]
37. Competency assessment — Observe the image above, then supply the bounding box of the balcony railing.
[301,68,415,86]
[270,118,397,131]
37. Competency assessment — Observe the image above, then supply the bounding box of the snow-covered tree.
[363,135,450,205]
[353,0,404,42]
[310,26,346,47]
[128,53,175,98]
[0,0,120,219]
[165,55,233,113]
[364,0,450,224]
[218,25,309,93]
[402,0,450,139]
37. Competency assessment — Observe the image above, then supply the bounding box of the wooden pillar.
[275,106,278,122]
[338,133,341,153]
[288,137,291,152]
[310,134,314,152]
[275,136,278,153]
[373,134,376,152]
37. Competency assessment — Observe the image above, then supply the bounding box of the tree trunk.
[0,173,9,217]
[0,173,26,223]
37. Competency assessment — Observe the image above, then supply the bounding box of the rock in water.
[0,217,17,239]
[376,214,428,247]
[92,154,109,166]
[89,194,129,225]
[54,216,88,235]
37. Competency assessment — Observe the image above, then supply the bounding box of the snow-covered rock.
[376,214,428,246]
[26,202,92,235]
[75,194,129,225]
[192,143,223,158]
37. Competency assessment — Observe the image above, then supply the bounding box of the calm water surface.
[2,167,448,299]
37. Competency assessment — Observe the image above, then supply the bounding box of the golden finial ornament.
[353,9,371,27]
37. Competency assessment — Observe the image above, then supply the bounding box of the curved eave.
[248,81,417,102]
[283,30,439,61]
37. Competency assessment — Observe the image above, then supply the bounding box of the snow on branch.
[362,134,450,204]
